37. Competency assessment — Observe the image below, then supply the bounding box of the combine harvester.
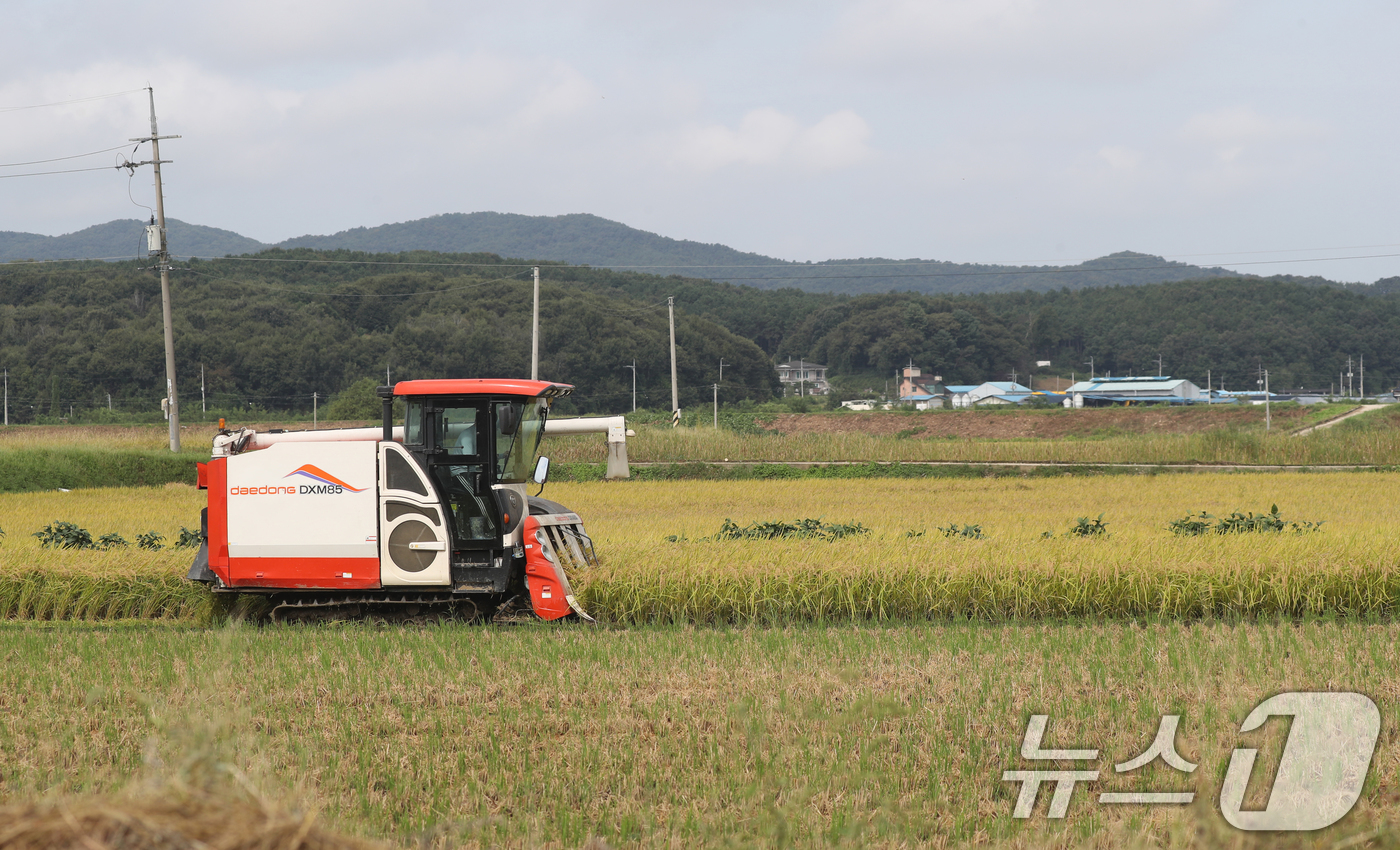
[187,379,608,622]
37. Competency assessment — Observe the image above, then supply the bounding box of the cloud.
[1097,146,1143,172]
[672,108,873,171]
[1178,106,1325,162]
[824,0,1232,79]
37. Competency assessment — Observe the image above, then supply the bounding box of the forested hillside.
[2,248,1397,423]
[0,250,779,422]
[782,280,1400,392]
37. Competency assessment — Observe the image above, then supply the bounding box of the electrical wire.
[188,250,1400,278]
[0,164,125,180]
[0,144,135,168]
[0,89,145,113]
[172,264,536,298]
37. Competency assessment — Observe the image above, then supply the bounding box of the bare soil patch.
[761,406,1312,440]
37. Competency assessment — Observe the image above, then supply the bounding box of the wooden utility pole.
[129,87,182,451]
[531,266,540,380]
[668,297,678,420]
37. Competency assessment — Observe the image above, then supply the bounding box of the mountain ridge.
[0,211,1264,296]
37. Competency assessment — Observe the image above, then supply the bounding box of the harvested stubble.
[1,619,1397,848]
[0,785,381,850]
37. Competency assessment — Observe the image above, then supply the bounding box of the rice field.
[1,619,1395,848]
[0,486,208,619]
[3,473,1399,624]
[2,473,1398,847]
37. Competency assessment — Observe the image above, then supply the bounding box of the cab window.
[404,401,425,446]
[436,406,482,456]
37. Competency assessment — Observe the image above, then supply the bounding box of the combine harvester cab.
[187,379,597,623]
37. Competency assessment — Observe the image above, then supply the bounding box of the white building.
[949,381,1033,408]
[1065,376,1202,403]
[776,360,830,396]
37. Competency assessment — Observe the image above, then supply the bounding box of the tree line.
[1,248,1396,424]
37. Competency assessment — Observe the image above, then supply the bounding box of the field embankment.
[546,404,1400,467]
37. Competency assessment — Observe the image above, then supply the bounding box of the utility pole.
[1085,357,1094,381]
[719,358,729,383]
[3,368,7,426]
[129,87,182,452]
[1347,356,1354,398]
[1207,369,1211,405]
[1360,354,1365,399]
[624,361,636,412]
[200,363,206,413]
[799,356,806,397]
[1155,354,1163,377]
[668,297,678,422]
[107,392,111,412]
[531,266,540,381]
[713,383,719,429]
[1257,365,1270,431]
[313,391,318,429]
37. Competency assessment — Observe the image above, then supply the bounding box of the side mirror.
[532,456,550,485]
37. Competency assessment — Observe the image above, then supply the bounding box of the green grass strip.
[0,449,202,492]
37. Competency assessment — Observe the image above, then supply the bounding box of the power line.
[0,144,135,168]
[0,88,145,113]
[0,164,128,180]
[172,264,536,298]
[4,247,1400,281]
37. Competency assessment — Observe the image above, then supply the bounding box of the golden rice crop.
[566,473,1400,623]
[0,486,210,620]
[4,474,1399,623]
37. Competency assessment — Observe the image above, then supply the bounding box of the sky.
[3,0,1399,281]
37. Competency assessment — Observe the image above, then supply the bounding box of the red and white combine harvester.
[187,379,598,622]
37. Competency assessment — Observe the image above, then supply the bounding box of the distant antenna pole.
[130,87,183,452]
[531,266,541,380]
[668,297,679,419]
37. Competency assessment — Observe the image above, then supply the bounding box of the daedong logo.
[1002,691,1380,831]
